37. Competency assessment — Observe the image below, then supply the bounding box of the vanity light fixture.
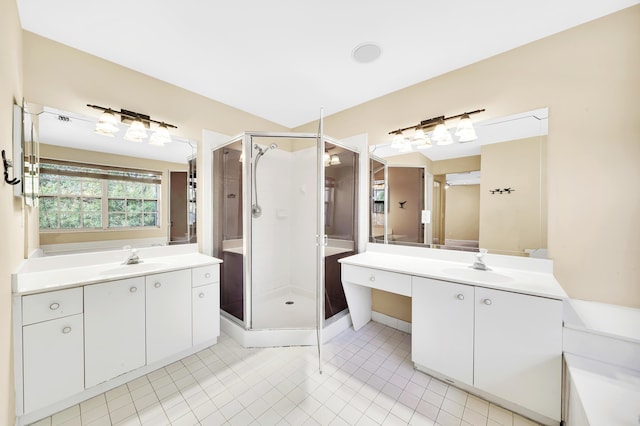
[124,119,148,142]
[95,109,119,137]
[388,108,485,152]
[455,113,478,142]
[149,123,172,146]
[87,104,177,145]
[330,154,341,166]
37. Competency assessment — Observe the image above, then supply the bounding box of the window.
[39,159,161,231]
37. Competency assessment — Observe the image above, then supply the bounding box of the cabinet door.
[84,277,146,388]
[412,277,474,385]
[474,287,562,421]
[146,269,192,364]
[192,283,220,345]
[23,314,84,413]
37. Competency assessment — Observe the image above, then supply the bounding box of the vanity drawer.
[22,287,83,326]
[342,265,411,296]
[192,265,220,287]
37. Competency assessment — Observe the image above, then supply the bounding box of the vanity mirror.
[369,108,548,257]
[30,104,197,254]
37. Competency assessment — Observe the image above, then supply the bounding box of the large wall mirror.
[369,108,548,258]
[30,103,197,255]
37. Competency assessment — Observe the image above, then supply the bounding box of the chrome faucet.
[124,248,140,265]
[471,248,491,271]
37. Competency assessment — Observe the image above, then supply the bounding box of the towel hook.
[2,150,20,186]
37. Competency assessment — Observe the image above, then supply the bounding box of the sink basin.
[442,267,514,284]
[99,262,169,276]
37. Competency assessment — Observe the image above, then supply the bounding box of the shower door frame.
[214,130,360,352]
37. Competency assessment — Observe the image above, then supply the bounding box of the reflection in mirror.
[370,108,548,257]
[369,156,387,243]
[387,166,426,245]
[324,142,358,242]
[32,104,197,255]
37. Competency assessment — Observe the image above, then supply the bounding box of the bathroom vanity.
[12,245,221,426]
[340,243,566,426]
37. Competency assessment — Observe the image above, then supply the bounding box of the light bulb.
[455,114,477,142]
[124,119,148,142]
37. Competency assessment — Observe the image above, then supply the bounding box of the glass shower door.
[212,139,245,323]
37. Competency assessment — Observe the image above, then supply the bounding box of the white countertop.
[339,248,566,300]
[564,298,640,344]
[13,246,221,295]
[565,354,640,426]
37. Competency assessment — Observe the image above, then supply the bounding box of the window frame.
[39,159,162,233]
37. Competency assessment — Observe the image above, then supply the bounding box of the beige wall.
[0,0,21,422]
[38,144,187,245]
[297,6,640,309]
[480,137,547,255]
[445,185,480,241]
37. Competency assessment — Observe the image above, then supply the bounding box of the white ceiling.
[17,1,639,128]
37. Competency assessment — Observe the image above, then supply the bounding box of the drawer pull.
[199,292,205,298]
[62,326,72,334]
[483,299,492,306]
[154,282,161,288]
[130,286,137,293]
[369,276,375,282]
[205,273,211,279]
[456,294,464,300]
[49,303,60,311]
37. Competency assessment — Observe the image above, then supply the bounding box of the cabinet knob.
[369,276,375,282]
[199,292,205,298]
[49,303,60,310]
[483,299,492,305]
[456,294,464,300]
[205,273,211,279]
[130,286,137,293]
[62,326,72,334]
[154,282,161,288]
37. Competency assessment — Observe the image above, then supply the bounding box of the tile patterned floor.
[30,322,541,426]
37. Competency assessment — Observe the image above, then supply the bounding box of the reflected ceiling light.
[411,128,427,145]
[387,108,484,151]
[239,151,244,163]
[398,141,413,153]
[124,119,148,142]
[455,113,478,142]
[87,103,177,145]
[416,138,432,150]
[330,154,341,166]
[390,133,405,149]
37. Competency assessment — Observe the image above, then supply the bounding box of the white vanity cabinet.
[411,277,474,385]
[84,277,146,388]
[412,276,563,422]
[473,286,562,421]
[192,265,220,346]
[21,288,84,413]
[146,269,192,364]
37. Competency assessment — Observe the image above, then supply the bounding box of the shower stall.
[211,132,359,347]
